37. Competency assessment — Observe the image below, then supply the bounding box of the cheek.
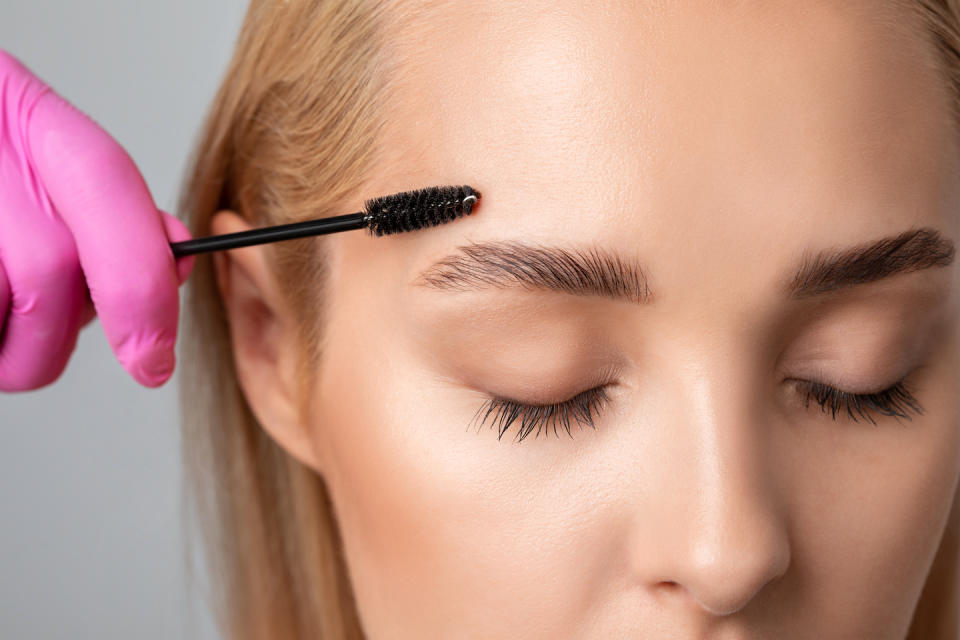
[310,318,620,637]
[785,348,960,632]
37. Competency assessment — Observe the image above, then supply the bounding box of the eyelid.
[464,363,625,444]
[469,384,613,443]
[467,362,624,442]
[486,361,626,406]
[792,377,924,426]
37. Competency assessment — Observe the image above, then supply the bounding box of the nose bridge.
[633,337,792,616]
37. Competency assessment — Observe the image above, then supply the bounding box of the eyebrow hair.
[783,227,955,298]
[411,227,955,304]
[414,240,652,303]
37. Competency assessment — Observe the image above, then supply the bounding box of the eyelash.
[470,377,925,444]
[468,386,612,443]
[791,378,924,426]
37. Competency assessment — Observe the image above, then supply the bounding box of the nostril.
[655,580,696,605]
[655,580,738,616]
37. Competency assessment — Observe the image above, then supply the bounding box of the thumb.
[159,210,195,286]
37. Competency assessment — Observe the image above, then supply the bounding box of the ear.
[210,210,321,473]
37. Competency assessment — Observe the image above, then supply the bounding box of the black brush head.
[363,185,481,236]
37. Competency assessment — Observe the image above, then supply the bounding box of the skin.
[212,1,960,637]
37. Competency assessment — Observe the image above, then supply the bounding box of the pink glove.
[0,49,194,391]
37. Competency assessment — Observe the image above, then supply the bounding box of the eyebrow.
[411,227,955,304]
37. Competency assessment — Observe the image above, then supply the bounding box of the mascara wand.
[169,184,481,258]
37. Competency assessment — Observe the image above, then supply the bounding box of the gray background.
[1,2,248,637]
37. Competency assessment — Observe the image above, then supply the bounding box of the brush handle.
[170,211,366,257]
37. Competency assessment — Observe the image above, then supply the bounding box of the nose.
[630,370,792,617]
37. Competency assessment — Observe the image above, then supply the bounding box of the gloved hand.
[0,49,194,391]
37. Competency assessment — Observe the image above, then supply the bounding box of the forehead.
[371,1,959,284]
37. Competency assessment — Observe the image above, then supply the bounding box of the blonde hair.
[178,1,960,638]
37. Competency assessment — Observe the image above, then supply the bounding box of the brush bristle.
[363,185,481,236]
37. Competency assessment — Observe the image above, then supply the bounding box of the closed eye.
[468,376,925,444]
[790,377,924,426]
[468,385,612,443]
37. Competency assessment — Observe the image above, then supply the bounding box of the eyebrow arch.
[411,227,955,304]
[413,240,652,303]
[782,226,955,298]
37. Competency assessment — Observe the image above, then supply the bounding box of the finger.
[159,209,195,286]
[25,88,181,388]
[0,213,86,392]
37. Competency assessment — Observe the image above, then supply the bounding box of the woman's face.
[301,2,960,637]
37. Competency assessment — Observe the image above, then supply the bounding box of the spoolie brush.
[169,184,481,257]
